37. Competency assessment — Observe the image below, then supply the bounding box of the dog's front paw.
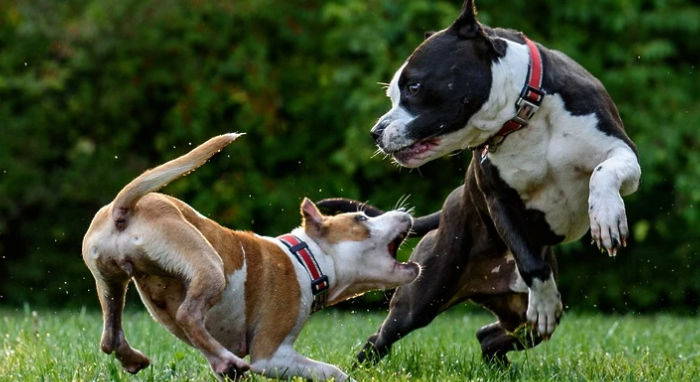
[526,277,562,339]
[589,190,628,257]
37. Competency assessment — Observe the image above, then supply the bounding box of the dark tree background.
[0,0,698,313]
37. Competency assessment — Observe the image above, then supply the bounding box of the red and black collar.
[480,36,545,156]
[278,234,329,313]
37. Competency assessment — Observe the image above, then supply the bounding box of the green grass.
[1,306,698,382]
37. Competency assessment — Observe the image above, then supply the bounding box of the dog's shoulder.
[486,26,635,151]
[541,45,636,151]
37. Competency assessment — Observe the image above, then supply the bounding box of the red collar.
[278,234,329,313]
[481,36,545,156]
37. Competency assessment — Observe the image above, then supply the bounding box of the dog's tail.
[111,133,243,230]
[316,198,441,237]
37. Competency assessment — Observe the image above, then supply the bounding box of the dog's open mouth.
[392,138,440,164]
[387,229,409,259]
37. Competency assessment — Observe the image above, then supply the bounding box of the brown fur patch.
[133,275,190,344]
[321,214,371,244]
[446,254,520,307]
[242,235,301,361]
[166,196,245,273]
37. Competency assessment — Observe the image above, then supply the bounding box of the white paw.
[589,189,628,257]
[526,276,563,338]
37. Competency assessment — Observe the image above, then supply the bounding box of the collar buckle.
[311,275,329,293]
[514,85,546,125]
[310,275,329,311]
[513,98,540,126]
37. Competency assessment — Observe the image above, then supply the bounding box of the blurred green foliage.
[0,0,698,313]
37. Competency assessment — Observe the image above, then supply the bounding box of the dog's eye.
[408,83,421,96]
[354,215,368,223]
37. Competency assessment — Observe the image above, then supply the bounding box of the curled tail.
[112,133,243,230]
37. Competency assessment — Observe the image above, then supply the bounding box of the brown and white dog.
[82,133,420,381]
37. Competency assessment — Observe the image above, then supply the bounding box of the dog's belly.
[205,265,248,356]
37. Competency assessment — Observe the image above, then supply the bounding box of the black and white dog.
[319,0,641,364]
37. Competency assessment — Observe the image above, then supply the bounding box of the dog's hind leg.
[356,230,465,365]
[94,269,150,374]
[475,248,558,364]
[475,293,543,364]
[175,273,250,379]
[131,208,250,380]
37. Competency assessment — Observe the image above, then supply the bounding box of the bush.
[0,0,698,313]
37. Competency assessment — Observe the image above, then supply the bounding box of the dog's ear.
[451,0,481,39]
[301,198,324,233]
[424,31,436,40]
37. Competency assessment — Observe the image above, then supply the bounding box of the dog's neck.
[286,228,373,308]
[467,38,545,151]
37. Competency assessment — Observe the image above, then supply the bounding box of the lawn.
[0,306,698,382]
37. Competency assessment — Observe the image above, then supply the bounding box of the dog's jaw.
[390,137,442,168]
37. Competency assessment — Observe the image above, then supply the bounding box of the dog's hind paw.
[526,276,563,338]
[116,348,150,374]
[212,354,250,380]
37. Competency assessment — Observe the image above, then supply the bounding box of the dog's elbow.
[619,161,641,196]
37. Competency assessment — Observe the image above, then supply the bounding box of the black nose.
[370,120,387,143]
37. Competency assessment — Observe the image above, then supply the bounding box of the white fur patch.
[387,62,407,104]
[504,253,528,293]
[526,275,562,336]
[205,262,248,355]
[250,345,350,381]
[379,63,417,153]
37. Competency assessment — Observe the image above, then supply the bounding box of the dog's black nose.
[370,121,387,144]
[370,128,381,143]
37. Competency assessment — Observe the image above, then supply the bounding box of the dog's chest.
[487,95,615,242]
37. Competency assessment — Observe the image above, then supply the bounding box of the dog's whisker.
[394,194,412,212]
[370,149,383,159]
[377,81,390,89]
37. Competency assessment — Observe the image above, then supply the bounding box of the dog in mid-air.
[319,0,640,364]
[82,134,419,381]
